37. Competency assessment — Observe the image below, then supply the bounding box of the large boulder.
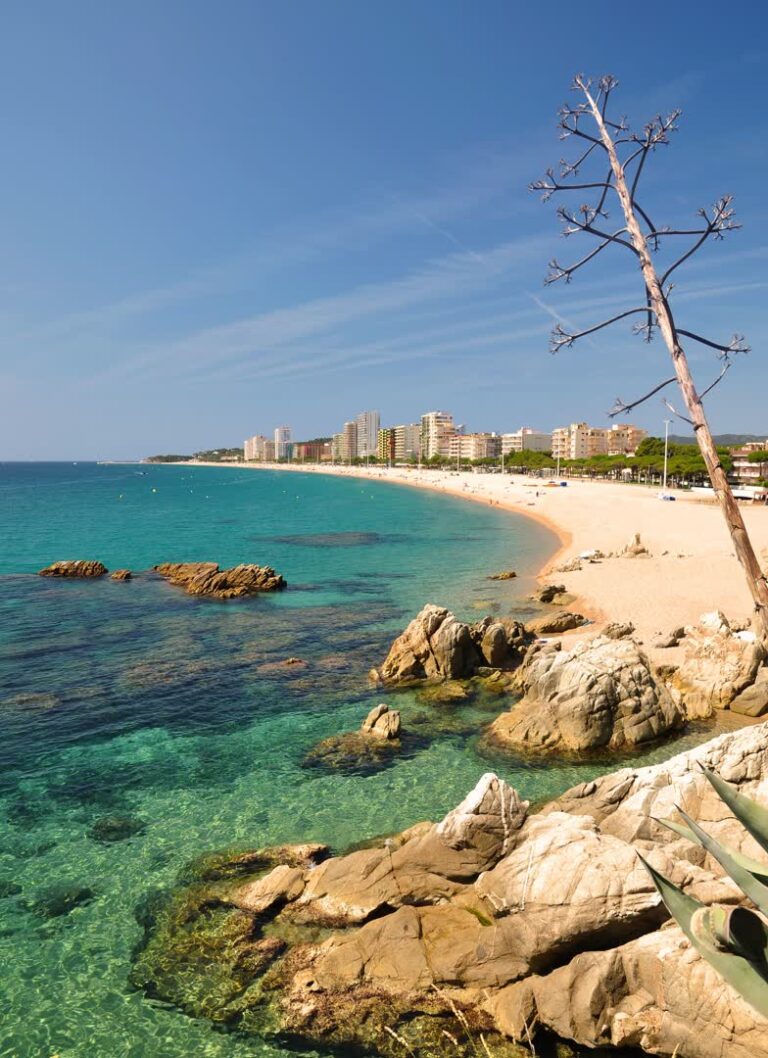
[545,719,768,859]
[38,560,108,577]
[489,924,768,1058]
[371,605,530,685]
[487,635,683,753]
[668,612,766,717]
[288,774,528,925]
[153,562,286,597]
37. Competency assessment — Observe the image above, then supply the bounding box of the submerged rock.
[488,570,517,580]
[302,705,405,774]
[153,562,286,598]
[28,884,95,918]
[110,568,132,581]
[88,815,146,843]
[371,605,531,685]
[38,560,108,577]
[486,635,683,753]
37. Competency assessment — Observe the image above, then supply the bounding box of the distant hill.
[668,434,767,447]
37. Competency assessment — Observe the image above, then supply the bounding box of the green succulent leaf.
[638,852,768,1019]
[675,806,768,918]
[656,816,768,882]
[700,765,768,857]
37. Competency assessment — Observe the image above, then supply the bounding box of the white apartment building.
[244,434,273,461]
[448,432,502,461]
[420,411,454,459]
[731,441,768,484]
[274,425,292,460]
[393,423,421,462]
[355,410,380,459]
[501,428,552,455]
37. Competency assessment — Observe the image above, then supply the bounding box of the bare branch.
[661,196,741,285]
[557,207,638,251]
[608,375,677,417]
[545,238,613,284]
[550,307,650,351]
[662,398,694,426]
[676,330,750,357]
[700,361,731,399]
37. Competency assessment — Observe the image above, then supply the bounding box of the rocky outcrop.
[360,703,401,739]
[532,582,566,603]
[131,752,755,1058]
[487,635,683,753]
[668,612,765,717]
[371,605,531,685]
[525,610,588,635]
[490,924,768,1058]
[38,560,108,577]
[153,562,286,598]
[730,670,768,717]
[488,570,516,580]
[110,569,132,581]
[302,705,402,773]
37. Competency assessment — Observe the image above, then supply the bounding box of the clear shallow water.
[0,463,717,1058]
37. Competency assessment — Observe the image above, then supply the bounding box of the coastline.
[180,460,768,660]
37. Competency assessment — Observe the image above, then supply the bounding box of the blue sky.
[1,1,766,458]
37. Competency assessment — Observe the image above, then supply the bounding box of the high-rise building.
[420,411,454,459]
[244,434,272,461]
[393,423,421,462]
[274,425,292,460]
[501,428,552,455]
[377,427,396,464]
[341,421,358,462]
[355,410,380,459]
[331,433,344,462]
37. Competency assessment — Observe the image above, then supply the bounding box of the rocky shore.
[127,593,768,1058]
[131,723,768,1058]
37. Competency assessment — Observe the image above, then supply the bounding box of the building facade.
[448,432,502,461]
[293,440,332,462]
[731,442,768,484]
[501,428,552,455]
[341,421,358,462]
[605,423,647,455]
[420,411,454,459]
[244,434,269,461]
[393,423,421,462]
[274,425,292,460]
[551,422,646,460]
[355,410,380,459]
[377,427,396,464]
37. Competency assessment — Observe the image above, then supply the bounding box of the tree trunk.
[584,87,768,642]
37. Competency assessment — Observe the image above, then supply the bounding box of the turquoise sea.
[0,463,714,1058]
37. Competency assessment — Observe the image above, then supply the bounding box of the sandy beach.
[189,461,768,655]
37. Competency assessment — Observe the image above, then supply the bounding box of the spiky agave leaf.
[656,816,768,882]
[675,806,768,918]
[700,765,768,857]
[638,852,768,1019]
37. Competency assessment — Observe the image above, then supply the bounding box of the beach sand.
[191,461,768,658]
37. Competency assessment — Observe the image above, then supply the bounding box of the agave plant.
[639,764,768,1018]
